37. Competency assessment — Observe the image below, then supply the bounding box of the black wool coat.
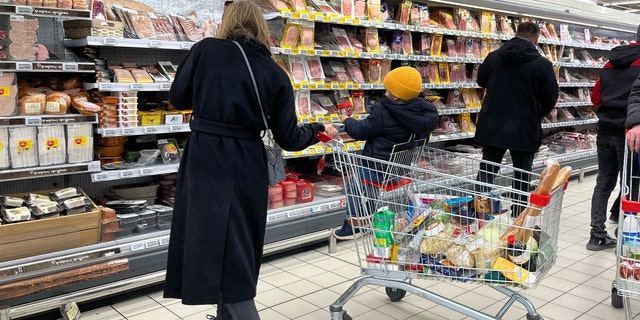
[163,36,324,305]
[474,37,559,153]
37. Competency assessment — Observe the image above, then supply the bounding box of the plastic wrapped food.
[445,243,475,268]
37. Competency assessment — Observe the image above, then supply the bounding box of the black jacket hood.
[498,37,542,65]
[383,96,437,136]
[609,43,640,67]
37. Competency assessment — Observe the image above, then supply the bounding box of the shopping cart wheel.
[385,287,406,302]
[525,314,543,320]
[331,310,352,320]
[612,286,624,308]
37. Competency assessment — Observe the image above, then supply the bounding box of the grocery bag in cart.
[611,139,640,319]
[318,132,572,320]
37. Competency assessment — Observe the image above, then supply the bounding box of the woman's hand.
[323,124,339,139]
[628,125,640,151]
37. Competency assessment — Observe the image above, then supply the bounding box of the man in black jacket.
[590,26,640,250]
[474,22,559,216]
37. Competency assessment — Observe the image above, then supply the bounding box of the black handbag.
[233,41,286,186]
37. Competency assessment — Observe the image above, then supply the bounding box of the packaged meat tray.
[115,213,139,237]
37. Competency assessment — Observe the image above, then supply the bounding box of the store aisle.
[78,174,639,320]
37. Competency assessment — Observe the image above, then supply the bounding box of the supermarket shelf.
[266,196,344,224]
[97,124,190,136]
[65,36,195,50]
[533,148,598,168]
[91,164,179,182]
[558,82,596,87]
[438,107,480,115]
[277,11,615,51]
[0,161,100,181]
[0,4,91,19]
[0,61,94,73]
[295,81,481,91]
[84,82,172,92]
[430,132,475,142]
[557,101,592,108]
[541,118,598,129]
[0,114,97,126]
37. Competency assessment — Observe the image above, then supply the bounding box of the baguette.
[499,162,561,245]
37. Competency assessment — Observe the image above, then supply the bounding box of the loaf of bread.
[45,91,71,115]
[19,92,45,115]
[62,76,81,90]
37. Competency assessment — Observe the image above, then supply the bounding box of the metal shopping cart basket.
[317,133,571,320]
[611,138,640,318]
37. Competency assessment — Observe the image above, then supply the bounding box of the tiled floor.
[78,173,640,320]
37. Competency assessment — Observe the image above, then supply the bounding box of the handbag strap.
[232,40,273,140]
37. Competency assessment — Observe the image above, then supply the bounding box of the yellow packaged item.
[430,34,443,57]
[281,21,301,48]
[138,111,163,126]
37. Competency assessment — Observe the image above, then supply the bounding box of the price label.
[25,117,41,125]
[345,51,355,57]
[144,127,158,134]
[170,125,183,132]
[103,37,117,45]
[16,62,32,71]
[102,129,117,136]
[131,243,146,251]
[140,168,153,175]
[145,239,160,248]
[120,170,134,178]
[181,42,194,49]
[160,83,172,90]
[298,48,308,55]
[130,83,144,90]
[267,215,277,222]
[282,47,292,54]
[98,83,114,91]
[159,236,170,245]
[62,63,78,71]
[93,173,109,181]
[300,13,309,19]
[149,40,162,48]
[123,128,135,135]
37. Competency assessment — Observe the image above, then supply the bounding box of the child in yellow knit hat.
[333,66,439,240]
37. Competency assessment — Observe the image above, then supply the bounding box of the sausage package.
[0,73,17,116]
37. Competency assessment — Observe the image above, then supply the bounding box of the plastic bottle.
[621,213,640,244]
[506,234,536,272]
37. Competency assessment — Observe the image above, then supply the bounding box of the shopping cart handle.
[318,131,333,143]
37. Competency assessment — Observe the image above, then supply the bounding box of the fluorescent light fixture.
[603,0,640,5]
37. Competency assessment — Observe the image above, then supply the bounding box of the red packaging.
[297,179,314,203]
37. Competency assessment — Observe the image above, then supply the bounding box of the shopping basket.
[317,132,571,320]
[611,136,640,319]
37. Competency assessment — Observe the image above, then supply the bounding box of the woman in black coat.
[163,2,336,318]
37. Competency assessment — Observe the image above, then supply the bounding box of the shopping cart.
[611,137,640,318]
[317,132,571,320]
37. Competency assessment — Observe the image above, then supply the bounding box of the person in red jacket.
[588,25,640,251]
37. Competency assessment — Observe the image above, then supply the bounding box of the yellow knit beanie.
[383,66,423,101]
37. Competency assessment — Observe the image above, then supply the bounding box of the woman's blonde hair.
[218,1,272,50]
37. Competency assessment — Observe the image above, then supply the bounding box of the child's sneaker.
[333,220,363,240]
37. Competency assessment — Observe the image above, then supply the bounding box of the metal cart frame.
[318,133,568,320]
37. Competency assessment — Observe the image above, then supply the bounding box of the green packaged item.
[373,208,395,258]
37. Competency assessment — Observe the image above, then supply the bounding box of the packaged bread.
[44,91,71,115]
[19,91,46,115]
[62,76,81,90]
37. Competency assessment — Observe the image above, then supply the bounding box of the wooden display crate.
[0,189,100,263]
